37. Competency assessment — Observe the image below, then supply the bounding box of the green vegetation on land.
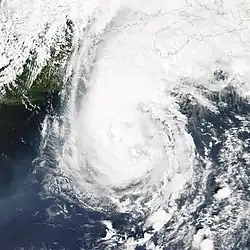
[0,19,74,106]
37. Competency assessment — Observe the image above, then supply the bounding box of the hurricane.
[1,0,250,249]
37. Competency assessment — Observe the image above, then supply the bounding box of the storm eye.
[213,69,228,81]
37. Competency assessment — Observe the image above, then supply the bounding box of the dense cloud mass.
[1,0,250,249]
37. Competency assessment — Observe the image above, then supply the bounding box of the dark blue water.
[0,100,139,250]
[1,80,250,250]
[0,147,136,250]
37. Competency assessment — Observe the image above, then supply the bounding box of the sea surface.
[1,1,250,249]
